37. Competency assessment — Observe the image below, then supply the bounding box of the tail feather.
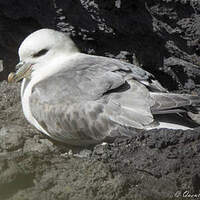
[150,92,200,114]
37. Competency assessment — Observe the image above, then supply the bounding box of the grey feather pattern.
[150,92,200,114]
[29,54,156,145]
[29,54,200,145]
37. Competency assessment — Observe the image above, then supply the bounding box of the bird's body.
[21,52,81,138]
[9,29,200,146]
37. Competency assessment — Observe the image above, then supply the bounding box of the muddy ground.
[1,0,200,200]
[1,81,200,200]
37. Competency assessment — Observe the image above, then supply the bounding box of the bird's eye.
[33,49,48,57]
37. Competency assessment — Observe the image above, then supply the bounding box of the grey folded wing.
[29,54,155,144]
[150,92,200,114]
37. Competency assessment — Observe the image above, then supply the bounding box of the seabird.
[8,29,200,145]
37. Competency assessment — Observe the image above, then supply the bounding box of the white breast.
[21,78,51,137]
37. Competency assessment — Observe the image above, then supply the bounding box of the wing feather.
[28,53,200,144]
[150,92,200,114]
[29,54,157,144]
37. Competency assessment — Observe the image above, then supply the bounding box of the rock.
[0,125,24,151]
[73,149,92,158]
[23,138,54,154]
[163,57,200,91]
[1,0,200,93]
[92,129,200,198]
[1,1,200,200]
[0,60,3,72]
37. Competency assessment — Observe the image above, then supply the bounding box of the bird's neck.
[31,52,80,83]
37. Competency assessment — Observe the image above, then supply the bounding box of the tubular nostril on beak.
[15,61,25,71]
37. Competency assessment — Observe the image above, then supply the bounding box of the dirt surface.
[1,81,200,200]
[1,0,200,199]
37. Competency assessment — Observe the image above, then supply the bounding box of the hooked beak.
[8,61,33,83]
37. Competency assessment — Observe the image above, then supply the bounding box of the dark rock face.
[1,0,200,91]
[1,0,200,199]
[0,13,41,80]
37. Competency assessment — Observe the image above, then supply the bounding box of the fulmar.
[8,29,200,145]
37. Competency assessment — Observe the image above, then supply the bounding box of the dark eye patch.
[33,49,48,57]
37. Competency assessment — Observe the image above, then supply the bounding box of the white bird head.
[8,29,79,83]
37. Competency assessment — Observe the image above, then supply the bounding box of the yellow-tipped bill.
[8,62,32,83]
